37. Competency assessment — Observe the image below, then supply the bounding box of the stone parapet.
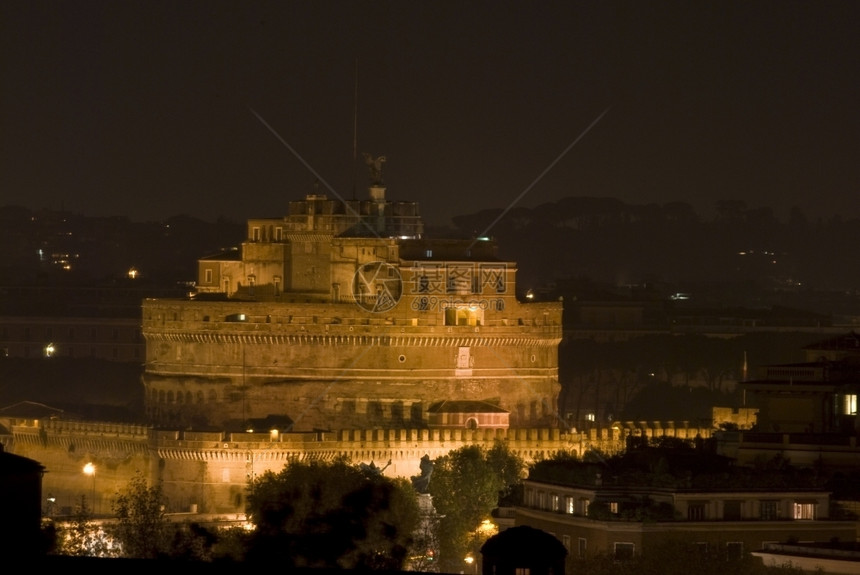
[12,420,713,516]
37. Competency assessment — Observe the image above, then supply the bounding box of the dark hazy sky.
[2,1,858,227]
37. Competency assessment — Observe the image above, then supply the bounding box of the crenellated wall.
[9,419,150,517]
[5,419,712,516]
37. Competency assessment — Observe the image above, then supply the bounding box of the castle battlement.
[12,419,711,451]
[143,299,562,329]
[10,416,714,517]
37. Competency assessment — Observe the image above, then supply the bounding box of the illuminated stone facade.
[6,417,714,516]
[142,186,563,431]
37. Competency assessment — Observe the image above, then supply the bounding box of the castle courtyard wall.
[6,419,712,517]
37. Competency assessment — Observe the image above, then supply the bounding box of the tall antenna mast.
[352,58,358,200]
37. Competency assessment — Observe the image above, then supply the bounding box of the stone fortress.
[4,162,713,516]
[142,165,563,432]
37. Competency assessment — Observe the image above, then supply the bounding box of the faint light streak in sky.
[471,107,611,247]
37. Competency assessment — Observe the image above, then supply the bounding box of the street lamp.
[464,554,477,575]
[46,494,56,517]
[83,462,96,514]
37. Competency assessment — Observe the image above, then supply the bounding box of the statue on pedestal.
[363,153,387,186]
[410,454,434,493]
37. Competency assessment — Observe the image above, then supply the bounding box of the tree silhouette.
[427,441,524,573]
[54,495,116,557]
[244,456,420,570]
[110,471,170,558]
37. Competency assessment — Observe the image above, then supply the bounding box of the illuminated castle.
[142,164,563,433]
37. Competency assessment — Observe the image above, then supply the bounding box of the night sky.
[2,1,858,227]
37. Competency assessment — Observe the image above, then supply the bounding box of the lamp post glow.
[465,555,477,575]
[83,462,96,514]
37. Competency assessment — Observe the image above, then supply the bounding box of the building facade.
[142,184,563,431]
[722,331,860,469]
[515,472,857,562]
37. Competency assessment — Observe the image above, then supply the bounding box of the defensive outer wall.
[7,419,712,517]
[142,297,563,431]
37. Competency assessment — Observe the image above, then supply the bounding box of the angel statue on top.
[363,153,387,186]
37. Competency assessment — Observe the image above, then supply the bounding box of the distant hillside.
[0,358,144,423]
[0,206,244,285]
[558,331,830,425]
[443,198,860,316]
[5,198,860,316]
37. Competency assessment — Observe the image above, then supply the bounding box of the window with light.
[793,502,815,520]
[844,394,857,415]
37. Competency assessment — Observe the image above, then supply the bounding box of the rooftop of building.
[526,441,829,492]
[804,330,860,352]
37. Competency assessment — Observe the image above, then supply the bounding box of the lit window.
[793,502,815,520]
[565,496,575,514]
[609,501,619,514]
[204,269,213,284]
[579,498,590,516]
[844,394,857,415]
[551,494,560,512]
